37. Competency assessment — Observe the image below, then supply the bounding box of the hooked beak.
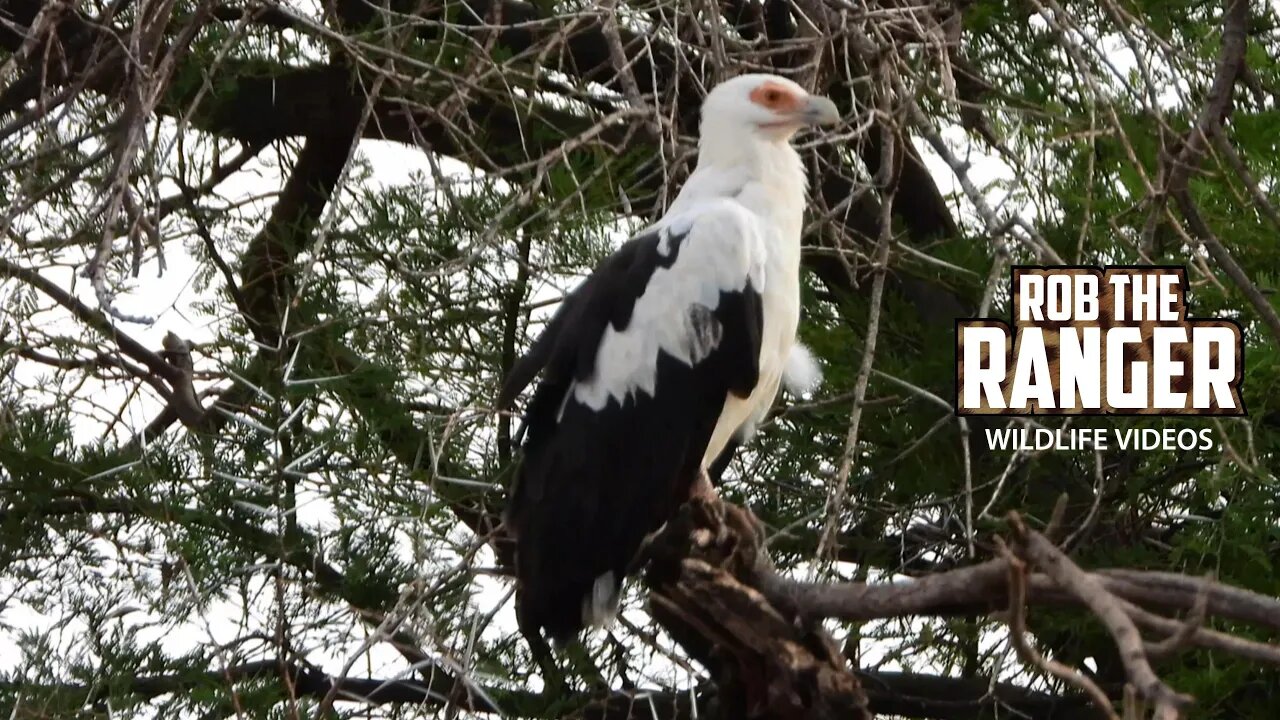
[799,95,841,126]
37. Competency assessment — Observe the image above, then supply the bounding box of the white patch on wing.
[573,200,767,410]
[782,342,823,396]
[662,211,698,240]
[581,571,619,629]
[685,304,723,363]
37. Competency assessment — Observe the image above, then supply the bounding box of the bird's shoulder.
[612,196,765,276]
[659,198,767,285]
[498,194,768,407]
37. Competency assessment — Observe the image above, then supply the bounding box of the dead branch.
[644,498,872,720]
[1007,514,1194,716]
[997,538,1118,719]
[0,257,212,428]
[652,499,1280,720]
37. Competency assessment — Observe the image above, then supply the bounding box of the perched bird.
[498,74,838,645]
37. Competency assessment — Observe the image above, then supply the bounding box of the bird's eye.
[749,84,794,111]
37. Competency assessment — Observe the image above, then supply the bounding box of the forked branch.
[642,497,1280,720]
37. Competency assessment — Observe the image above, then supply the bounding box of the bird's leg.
[689,466,720,503]
[687,466,734,550]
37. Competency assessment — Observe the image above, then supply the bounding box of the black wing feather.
[500,224,764,644]
[497,236,660,409]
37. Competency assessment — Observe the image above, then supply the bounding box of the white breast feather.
[573,199,767,411]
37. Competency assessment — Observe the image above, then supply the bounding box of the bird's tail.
[505,357,711,645]
[516,568,621,648]
[506,447,638,646]
[508,505,627,645]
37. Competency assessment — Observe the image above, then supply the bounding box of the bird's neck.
[684,134,807,255]
[695,132,806,191]
[675,133,803,224]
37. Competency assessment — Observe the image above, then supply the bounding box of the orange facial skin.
[749,81,805,114]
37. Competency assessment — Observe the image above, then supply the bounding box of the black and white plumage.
[499,74,838,645]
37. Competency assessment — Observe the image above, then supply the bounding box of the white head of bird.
[699,74,840,151]
[677,74,840,238]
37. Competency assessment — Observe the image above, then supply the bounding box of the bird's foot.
[672,492,767,582]
[642,479,769,590]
